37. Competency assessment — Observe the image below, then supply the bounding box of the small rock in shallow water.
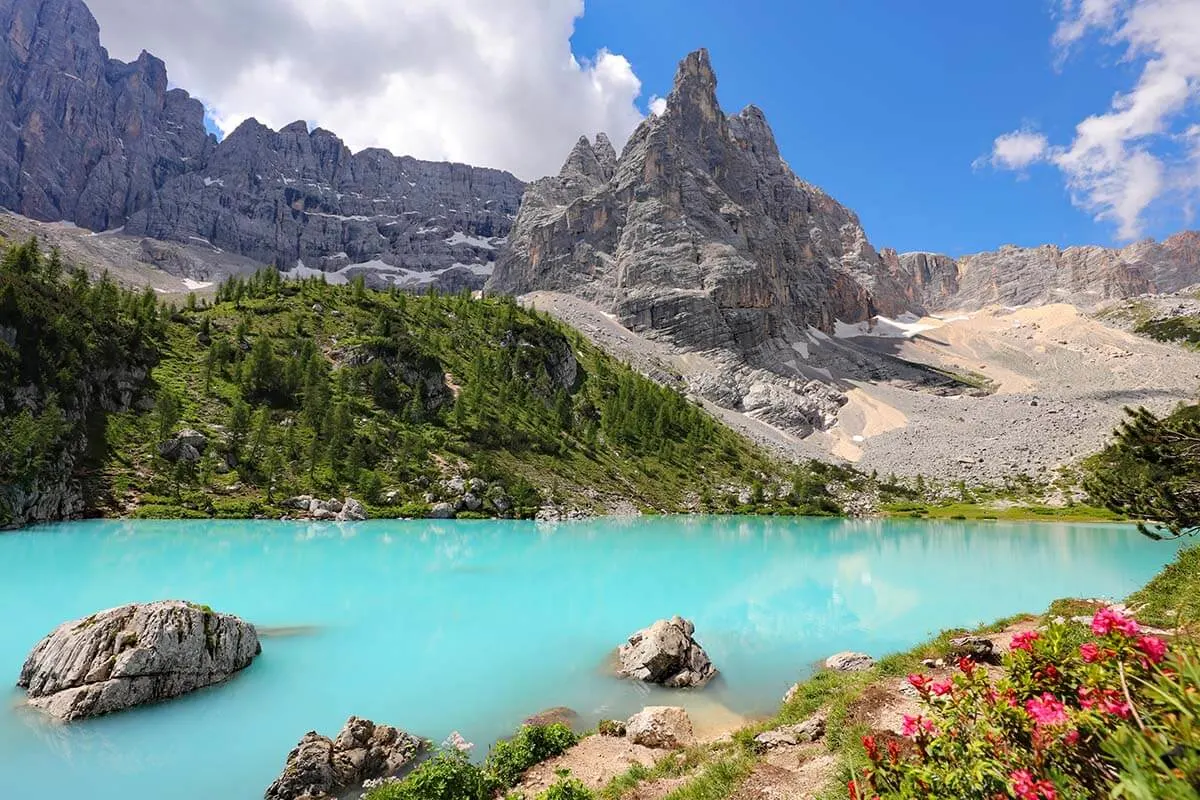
[616,616,717,688]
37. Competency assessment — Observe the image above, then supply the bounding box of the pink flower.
[1136,635,1167,664]
[1011,631,1040,652]
[1025,693,1068,727]
[902,714,936,738]
[1080,642,1101,663]
[1064,729,1080,746]
[1092,607,1140,638]
[958,656,976,676]
[907,673,930,693]
[1079,686,1132,719]
[1011,769,1058,800]
[930,679,953,697]
[1102,698,1132,719]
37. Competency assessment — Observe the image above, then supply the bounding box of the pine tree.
[1085,405,1200,539]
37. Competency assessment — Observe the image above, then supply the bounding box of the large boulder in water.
[17,601,260,722]
[616,616,717,688]
[264,716,428,800]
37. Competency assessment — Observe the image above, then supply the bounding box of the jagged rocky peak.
[494,47,911,344]
[491,48,918,436]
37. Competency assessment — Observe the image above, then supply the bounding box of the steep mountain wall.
[0,0,524,289]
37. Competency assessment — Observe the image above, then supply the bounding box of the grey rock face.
[157,429,207,463]
[0,0,524,291]
[125,119,524,290]
[17,600,260,721]
[264,716,427,800]
[887,230,1200,311]
[0,0,211,231]
[617,616,717,688]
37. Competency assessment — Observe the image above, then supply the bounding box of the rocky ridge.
[887,231,1200,312]
[0,0,524,290]
[17,600,260,721]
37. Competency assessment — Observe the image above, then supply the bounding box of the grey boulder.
[18,600,260,722]
[824,652,875,672]
[626,706,695,749]
[264,716,428,800]
[616,616,717,688]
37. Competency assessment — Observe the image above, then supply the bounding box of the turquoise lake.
[0,517,1182,799]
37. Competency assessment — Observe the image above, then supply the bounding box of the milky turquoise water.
[0,517,1181,799]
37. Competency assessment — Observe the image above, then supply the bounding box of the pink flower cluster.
[1077,686,1131,719]
[1011,630,1040,652]
[1011,769,1057,800]
[1091,606,1140,637]
[1024,693,1068,727]
[901,714,936,738]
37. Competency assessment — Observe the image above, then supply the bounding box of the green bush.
[486,724,579,789]
[363,750,490,800]
[537,771,595,800]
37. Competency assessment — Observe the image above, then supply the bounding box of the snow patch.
[791,340,810,359]
[202,177,225,188]
[444,231,496,250]
[182,279,213,291]
[834,315,938,340]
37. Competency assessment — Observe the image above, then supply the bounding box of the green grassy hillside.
[1,238,852,523]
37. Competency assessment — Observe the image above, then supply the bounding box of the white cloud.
[648,95,668,116]
[978,128,1050,170]
[985,0,1200,240]
[85,0,651,180]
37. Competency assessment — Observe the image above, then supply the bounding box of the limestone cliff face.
[0,0,211,231]
[0,0,524,289]
[890,231,1200,311]
[493,50,910,357]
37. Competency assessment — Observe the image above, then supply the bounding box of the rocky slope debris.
[264,716,428,800]
[753,714,826,751]
[0,0,523,290]
[616,616,717,688]
[282,496,367,522]
[17,600,260,721]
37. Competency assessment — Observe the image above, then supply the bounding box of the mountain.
[0,0,524,290]
[888,231,1200,311]
[493,49,912,350]
[490,50,954,436]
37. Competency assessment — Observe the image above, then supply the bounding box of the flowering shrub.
[853,607,1197,800]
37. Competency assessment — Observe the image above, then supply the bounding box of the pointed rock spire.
[559,135,603,181]
[666,48,721,123]
[593,132,617,178]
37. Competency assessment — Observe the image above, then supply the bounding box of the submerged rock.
[616,616,717,688]
[18,601,260,722]
[626,706,695,749]
[824,652,875,672]
[264,716,428,800]
[523,706,580,730]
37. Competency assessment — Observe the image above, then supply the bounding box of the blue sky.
[572,1,1194,255]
